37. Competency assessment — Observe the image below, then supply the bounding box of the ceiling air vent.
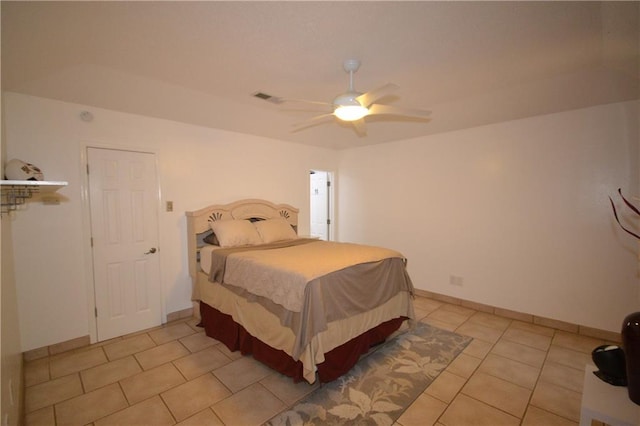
[252,92,283,104]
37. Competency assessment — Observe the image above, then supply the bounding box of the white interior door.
[310,170,330,240]
[88,147,162,341]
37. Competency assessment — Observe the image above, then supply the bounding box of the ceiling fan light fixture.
[286,59,430,132]
[334,105,369,121]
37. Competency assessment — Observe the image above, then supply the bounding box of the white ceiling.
[2,1,639,150]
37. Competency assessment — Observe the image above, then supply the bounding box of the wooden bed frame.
[185,199,409,383]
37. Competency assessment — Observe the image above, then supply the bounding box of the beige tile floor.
[23,295,613,426]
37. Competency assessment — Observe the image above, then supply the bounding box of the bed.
[186,199,415,383]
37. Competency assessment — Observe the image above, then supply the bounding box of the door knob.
[145,247,157,255]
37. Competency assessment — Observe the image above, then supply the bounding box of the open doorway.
[310,170,332,240]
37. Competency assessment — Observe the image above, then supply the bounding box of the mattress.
[199,244,218,274]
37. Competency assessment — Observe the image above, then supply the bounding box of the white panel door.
[88,147,162,341]
[310,171,329,240]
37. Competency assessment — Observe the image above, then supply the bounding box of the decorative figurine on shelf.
[5,158,44,181]
[609,188,640,405]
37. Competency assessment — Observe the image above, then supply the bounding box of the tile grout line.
[437,312,578,424]
[98,329,205,424]
[455,316,526,422]
[26,298,596,426]
[524,331,591,425]
[521,327,557,423]
[157,392,178,425]
[432,314,508,425]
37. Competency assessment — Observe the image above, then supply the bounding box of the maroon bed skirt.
[199,301,407,383]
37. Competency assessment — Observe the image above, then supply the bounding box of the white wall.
[338,101,639,333]
[4,91,638,351]
[1,216,23,426]
[1,104,24,426]
[3,92,338,351]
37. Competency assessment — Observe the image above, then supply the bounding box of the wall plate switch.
[166,201,173,212]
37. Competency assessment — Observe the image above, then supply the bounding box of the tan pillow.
[209,219,262,247]
[254,218,297,243]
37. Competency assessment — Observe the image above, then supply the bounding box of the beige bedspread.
[198,278,414,383]
[208,239,415,359]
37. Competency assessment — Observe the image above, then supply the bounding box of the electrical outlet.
[166,201,173,212]
[449,275,464,286]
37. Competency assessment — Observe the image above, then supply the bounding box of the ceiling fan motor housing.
[333,90,363,107]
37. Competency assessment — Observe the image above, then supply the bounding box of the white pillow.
[209,219,262,247]
[254,218,297,243]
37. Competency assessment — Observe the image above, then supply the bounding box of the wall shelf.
[0,180,68,215]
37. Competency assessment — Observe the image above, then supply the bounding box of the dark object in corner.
[622,311,640,404]
[592,344,627,386]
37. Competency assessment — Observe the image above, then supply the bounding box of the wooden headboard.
[185,199,299,286]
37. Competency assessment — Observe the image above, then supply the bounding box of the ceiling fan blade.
[291,113,335,132]
[276,98,334,108]
[368,103,431,119]
[352,118,367,136]
[356,83,399,107]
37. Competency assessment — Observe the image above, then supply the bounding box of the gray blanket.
[208,239,415,359]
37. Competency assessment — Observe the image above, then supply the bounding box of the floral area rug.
[266,321,472,426]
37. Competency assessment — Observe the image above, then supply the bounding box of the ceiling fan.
[274,59,431,135]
